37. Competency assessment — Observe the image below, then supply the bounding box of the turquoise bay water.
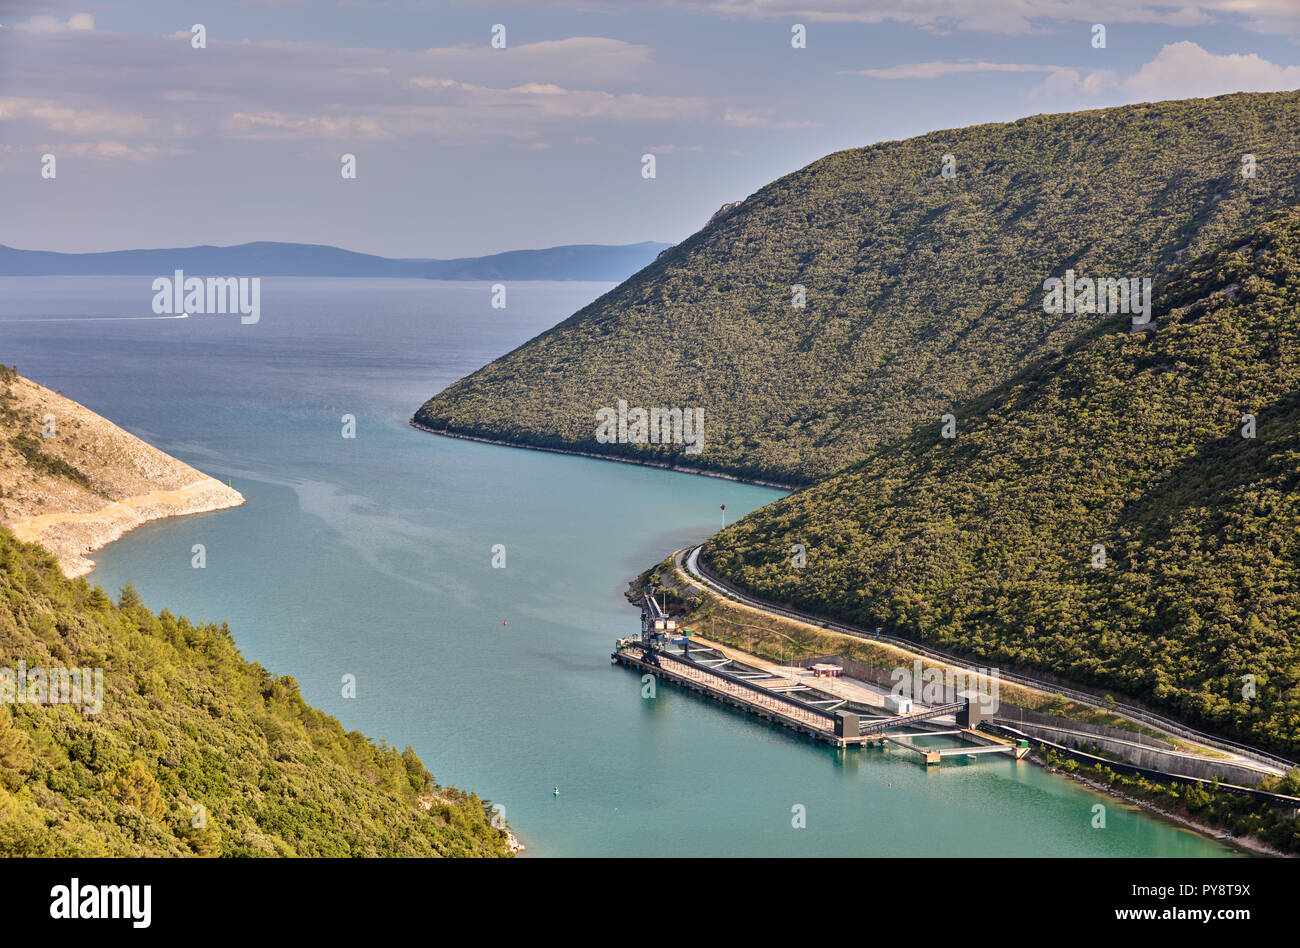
[1,276,1230,856]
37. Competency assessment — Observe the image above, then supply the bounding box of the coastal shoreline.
[8,475,245,578]
[408,419,801,491]
[1,371,248,579]
[1040,759,1289,858]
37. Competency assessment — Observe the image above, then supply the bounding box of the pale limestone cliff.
[0,369,244,577]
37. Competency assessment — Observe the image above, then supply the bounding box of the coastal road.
[678,545,1296,778]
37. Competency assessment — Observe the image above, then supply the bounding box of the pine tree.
[117,580,142,609]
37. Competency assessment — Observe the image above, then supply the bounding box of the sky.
[2,0,1299,258]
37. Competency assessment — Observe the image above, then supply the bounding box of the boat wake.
[0,313,192,322]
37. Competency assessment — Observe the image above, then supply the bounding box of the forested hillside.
[703,207,1300,756]
[418,91,1300,485]
[0,529,513,856]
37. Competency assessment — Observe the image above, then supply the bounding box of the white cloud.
[221,110,391,140]
[14,12,93,33]
[845,60,1118,97]
[417,36,655,87]
[647,142,746,156]
[1030,67,1118,97]
[721,107,817,129]
[651,1,1296,37]
[848,61,1061,80]
[1122,42,1300,101]
[0,97,149,136]
[846,44,1300,103]
[41,140,161,161]
[407,76,479,91]
[0,28,756,154]
[404,78,718,125]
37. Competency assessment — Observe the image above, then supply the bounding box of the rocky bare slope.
[0,368,243,576]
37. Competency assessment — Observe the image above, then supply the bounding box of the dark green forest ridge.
[0,529,512,856]
[417,90,1300,485]
[704,206,1300,756]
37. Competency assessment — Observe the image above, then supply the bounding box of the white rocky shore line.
[8,476,246,578]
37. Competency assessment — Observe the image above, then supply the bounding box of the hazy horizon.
[0,235,669,257]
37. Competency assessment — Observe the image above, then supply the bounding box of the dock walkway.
[614,639,851,742]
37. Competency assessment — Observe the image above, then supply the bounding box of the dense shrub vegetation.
[8,432,95,491]
[418,91,1300,485]
[0,529,512,856]
[704,207,1300,756]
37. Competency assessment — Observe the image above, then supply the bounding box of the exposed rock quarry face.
[0,370,244,576]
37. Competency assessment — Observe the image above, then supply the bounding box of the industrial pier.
[612,590,1030,763]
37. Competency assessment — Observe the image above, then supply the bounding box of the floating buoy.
[503,619,508,626]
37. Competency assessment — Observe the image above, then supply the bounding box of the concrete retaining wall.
[995,706,1176,750]
[985,723,1300,809]
[1008,720,1268,787]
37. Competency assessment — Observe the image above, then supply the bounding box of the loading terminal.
[612,589,1029,763]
